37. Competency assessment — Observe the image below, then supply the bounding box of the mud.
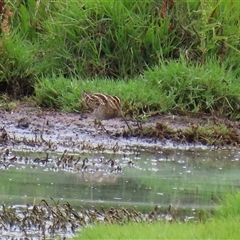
[0,104,240,152]
[0,104,238,239]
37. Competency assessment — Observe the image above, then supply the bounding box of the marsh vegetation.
[1,0,240,119]
[1,0,240,239]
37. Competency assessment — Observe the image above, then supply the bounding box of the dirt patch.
[0,104,240,152]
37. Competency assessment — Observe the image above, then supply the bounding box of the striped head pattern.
[82,90,122,111]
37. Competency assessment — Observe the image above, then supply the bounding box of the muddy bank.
[0,104,240,152]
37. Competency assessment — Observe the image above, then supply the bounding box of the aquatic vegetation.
[77,193,240,240]
[1,130,240,238]
[130,119,240,147]
[0,199,197,239]
[0,148,133,174]
[0,199,84,238]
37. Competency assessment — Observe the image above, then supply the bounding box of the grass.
[145,58,240,116]
[1,0,240,145]
[0,94,18,111]
[142,122,240,146]
[76,218,240,240]
[34,75,164,116]
[75,192,240,239]
[215,192,240,218]
[34,57,240,119]
[1,0,240,97]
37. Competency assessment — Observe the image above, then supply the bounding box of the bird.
[82,90,132,133]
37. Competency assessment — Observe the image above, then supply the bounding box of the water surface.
[1,148,240,211]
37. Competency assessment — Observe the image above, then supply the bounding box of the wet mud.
[1,104,240,152]
[0,104,238,238]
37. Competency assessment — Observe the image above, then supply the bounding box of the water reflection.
[0,148,240,211]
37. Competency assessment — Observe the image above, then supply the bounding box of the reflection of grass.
[124,160,240,206]
[1,152,240,211]
[0,166,89,205]
[76,192,240,240]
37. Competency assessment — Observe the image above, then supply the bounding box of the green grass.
[2,0,240,98]
[215,192,240,218]
[34,57,240,119]
[144,58,240,116]
[76,218,240,240]
[75,192,240,240]
[34,75,164,116]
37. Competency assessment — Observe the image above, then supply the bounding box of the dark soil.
[1,104,240,152]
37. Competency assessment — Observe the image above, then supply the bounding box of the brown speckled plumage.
[82,91,131,132]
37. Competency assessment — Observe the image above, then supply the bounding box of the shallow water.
[1,148,240,211]
[1,147,240,239]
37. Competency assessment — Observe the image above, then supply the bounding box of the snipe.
[82,90,131,133]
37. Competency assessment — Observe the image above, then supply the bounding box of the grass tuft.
[144,57,240,117]
[75,193,240,240]
[215,191,240,218]
[2,0,240,86]
[34,58,240,119]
